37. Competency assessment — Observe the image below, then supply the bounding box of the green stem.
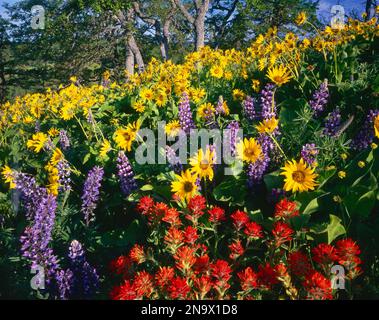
[268,132,288,160]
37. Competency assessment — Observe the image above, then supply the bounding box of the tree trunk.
[125,41,135,76]
[128,35,144,73]
[365,0,374,20]
[195,19,205,50]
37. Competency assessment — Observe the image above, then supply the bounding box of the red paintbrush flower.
[137,196,154,215]
[194,275,213,298]
[129,244,146,264]
[336,238,361,259]
[238,267,258,291]
[153,202,169,220]
[167,277,191,299]
[208,206,226,223]
[188,195,206,215]
[110,280,136,300]
[312,243,338,265]
[162,207,182,226]
[257,263,279,289]
[288,251,313,277]
[155,266,175,288]
[164,227,184,249]
[244,221,263,240]
[174,246,197,273]
[231,210,250,230]
[193,254,210,274]
[133,271,154,298]
[228,240,245,260]
[303,271,333,300]
[272,221,294,247]
[274,198,299,220]
[211,259,232,296]
[184,225,199,244]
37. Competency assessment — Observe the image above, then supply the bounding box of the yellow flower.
[210,65,224,79]
[267,65,293,86]
[358,161,365,168]
[189,148,216,181]
[100,140,112,158]
[281,158,318,193]
[165,120,181,138]
[232,89,245,101]
[197,103,215,120]
[1,165,16,189]
[155,91,168,107]
[171,169,198,202]
[140,88,154,102]
[302,38,311,49]
[49,148,64,167]
[237,138,263,163]
[48,128,60,137]
[27,132,48,153]
[338,171,346,179]
[340,153,348,160]
[252,79,260,92]
[371,142,378,149]
[333,195,342,203]
[374,115,379,138]
[255,118,279,134]
[295,11,307,26]
[132,101,145,113]
[113,127,136,152]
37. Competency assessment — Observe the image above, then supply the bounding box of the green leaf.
[82,153,91,164]
[326,214,346,244]
[213,178,246,206]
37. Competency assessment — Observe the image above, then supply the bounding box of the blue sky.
[0,0,367,19]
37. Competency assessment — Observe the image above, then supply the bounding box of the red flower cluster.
[109,196,363,300]
[274,199,299,220]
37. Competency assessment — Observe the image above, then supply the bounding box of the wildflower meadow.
[0,1,379,302]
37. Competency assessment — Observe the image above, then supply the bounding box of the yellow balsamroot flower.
[374,115,379,138]
[358,161,365,168]
[155,91,168,107]
[27,132,48,153]
[165,120,181,138]
[266,65,293,86]
[190,87,206,104]
[139,88,154,102]
[132,101,145,113]
[100,140,112,158]
[295,11,307,26]
[49,148,64,167]
[1,165,16,189]
[47,167,59,196]
[237,138,263,163]
[210,65,224,79]
[338,171,346,179]
[371,143,378,150]
[113,127,137,152]
[171,169,198,202]
[232,89,245,101]
[340,153,348,160]
[197,103,215,120]
[255,118,279,134]
[281,158,318,193]
[252,79,260,92]
[48,127,60,137]
[189,148,216,181]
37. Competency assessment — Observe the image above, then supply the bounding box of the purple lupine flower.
[68,240,99,298]
[20,194,60,282]
[260,83,276,120]
[352,109,379,151]
[215,96,226,115]
[81,166,104,225]
[57,160,72,192]
[178,92,195,134]
[165,146,183,174]
[13,172,48,220]
[247,133,271,187]
[226,120,240,157]
[301,143,319,166]
[243,96,256,121]
[35,121,41,133]
[309,82,329,116]
[117,152,137,197]
[55,269,74,300]
[44,138,54,151]
[323,108,341,137]
[59,130,70,150]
